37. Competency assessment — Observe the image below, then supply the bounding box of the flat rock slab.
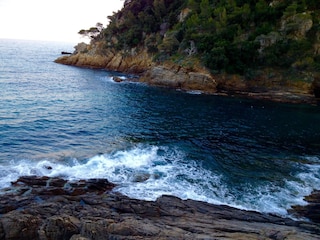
[0,176,319,240]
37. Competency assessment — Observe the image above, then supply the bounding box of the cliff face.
[55,43,317,103]
[55,0,320,103]
[139,64,217,93]
[55,42,153,73]
[55,41,219,94]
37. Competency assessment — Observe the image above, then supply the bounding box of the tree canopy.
[86,0,320,76]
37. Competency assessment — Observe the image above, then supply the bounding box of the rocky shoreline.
[55,48,319,105]
[0,176,319,240]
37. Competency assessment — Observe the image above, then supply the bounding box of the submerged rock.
[0,176,319,239]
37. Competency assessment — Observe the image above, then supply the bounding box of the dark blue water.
[1,39,319,216]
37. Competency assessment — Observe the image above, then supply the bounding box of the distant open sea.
[0,38,319,217]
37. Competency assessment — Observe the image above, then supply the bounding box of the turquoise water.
[0,39,320,216]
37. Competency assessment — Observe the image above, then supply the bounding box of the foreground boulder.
[0,176,319,240]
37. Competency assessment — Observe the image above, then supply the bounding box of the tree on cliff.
[78,22,104,40]
[95,0,320,77]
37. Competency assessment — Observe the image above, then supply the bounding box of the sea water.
[0,39,319,217]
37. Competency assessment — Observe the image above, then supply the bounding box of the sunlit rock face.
[55,41,152,74]
[140,64,217,93]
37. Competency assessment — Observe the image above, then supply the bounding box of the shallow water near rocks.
[0,39,319,216]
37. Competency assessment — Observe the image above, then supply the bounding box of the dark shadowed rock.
[312,77,320,98]
[12,176,51,186]
[290,190,320,223]
[0,176,319,240]
[0,213,41,240]
[38,215,81,240]
[113,76,123,82]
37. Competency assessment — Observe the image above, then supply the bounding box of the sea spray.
[1,145,319,217]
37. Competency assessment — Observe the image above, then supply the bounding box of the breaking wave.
[1,145,319,217]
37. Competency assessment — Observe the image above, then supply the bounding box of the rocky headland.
[54,0,320,105]
[55,41,319,105]
[0,176,319,240]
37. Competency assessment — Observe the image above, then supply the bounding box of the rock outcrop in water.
[0,176,319,240]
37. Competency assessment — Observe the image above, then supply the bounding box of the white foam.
[101,76,117,83]
[99,75,125,83]
[186,90,203,95]
[0,146,319,217]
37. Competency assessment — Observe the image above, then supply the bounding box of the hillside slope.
[56,0,320,103]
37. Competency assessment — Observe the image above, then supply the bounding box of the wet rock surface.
[0,176,319,240]
[290,190,320,224]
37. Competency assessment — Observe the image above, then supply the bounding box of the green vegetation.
[92,0,320,77]
[79,23,104,40]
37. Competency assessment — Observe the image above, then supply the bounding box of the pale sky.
[0,0,124,43]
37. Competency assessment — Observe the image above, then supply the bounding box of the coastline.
[55,52,319,105]
[1,39,319,239]
[1,176,319,240]
[213,90,318,105]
